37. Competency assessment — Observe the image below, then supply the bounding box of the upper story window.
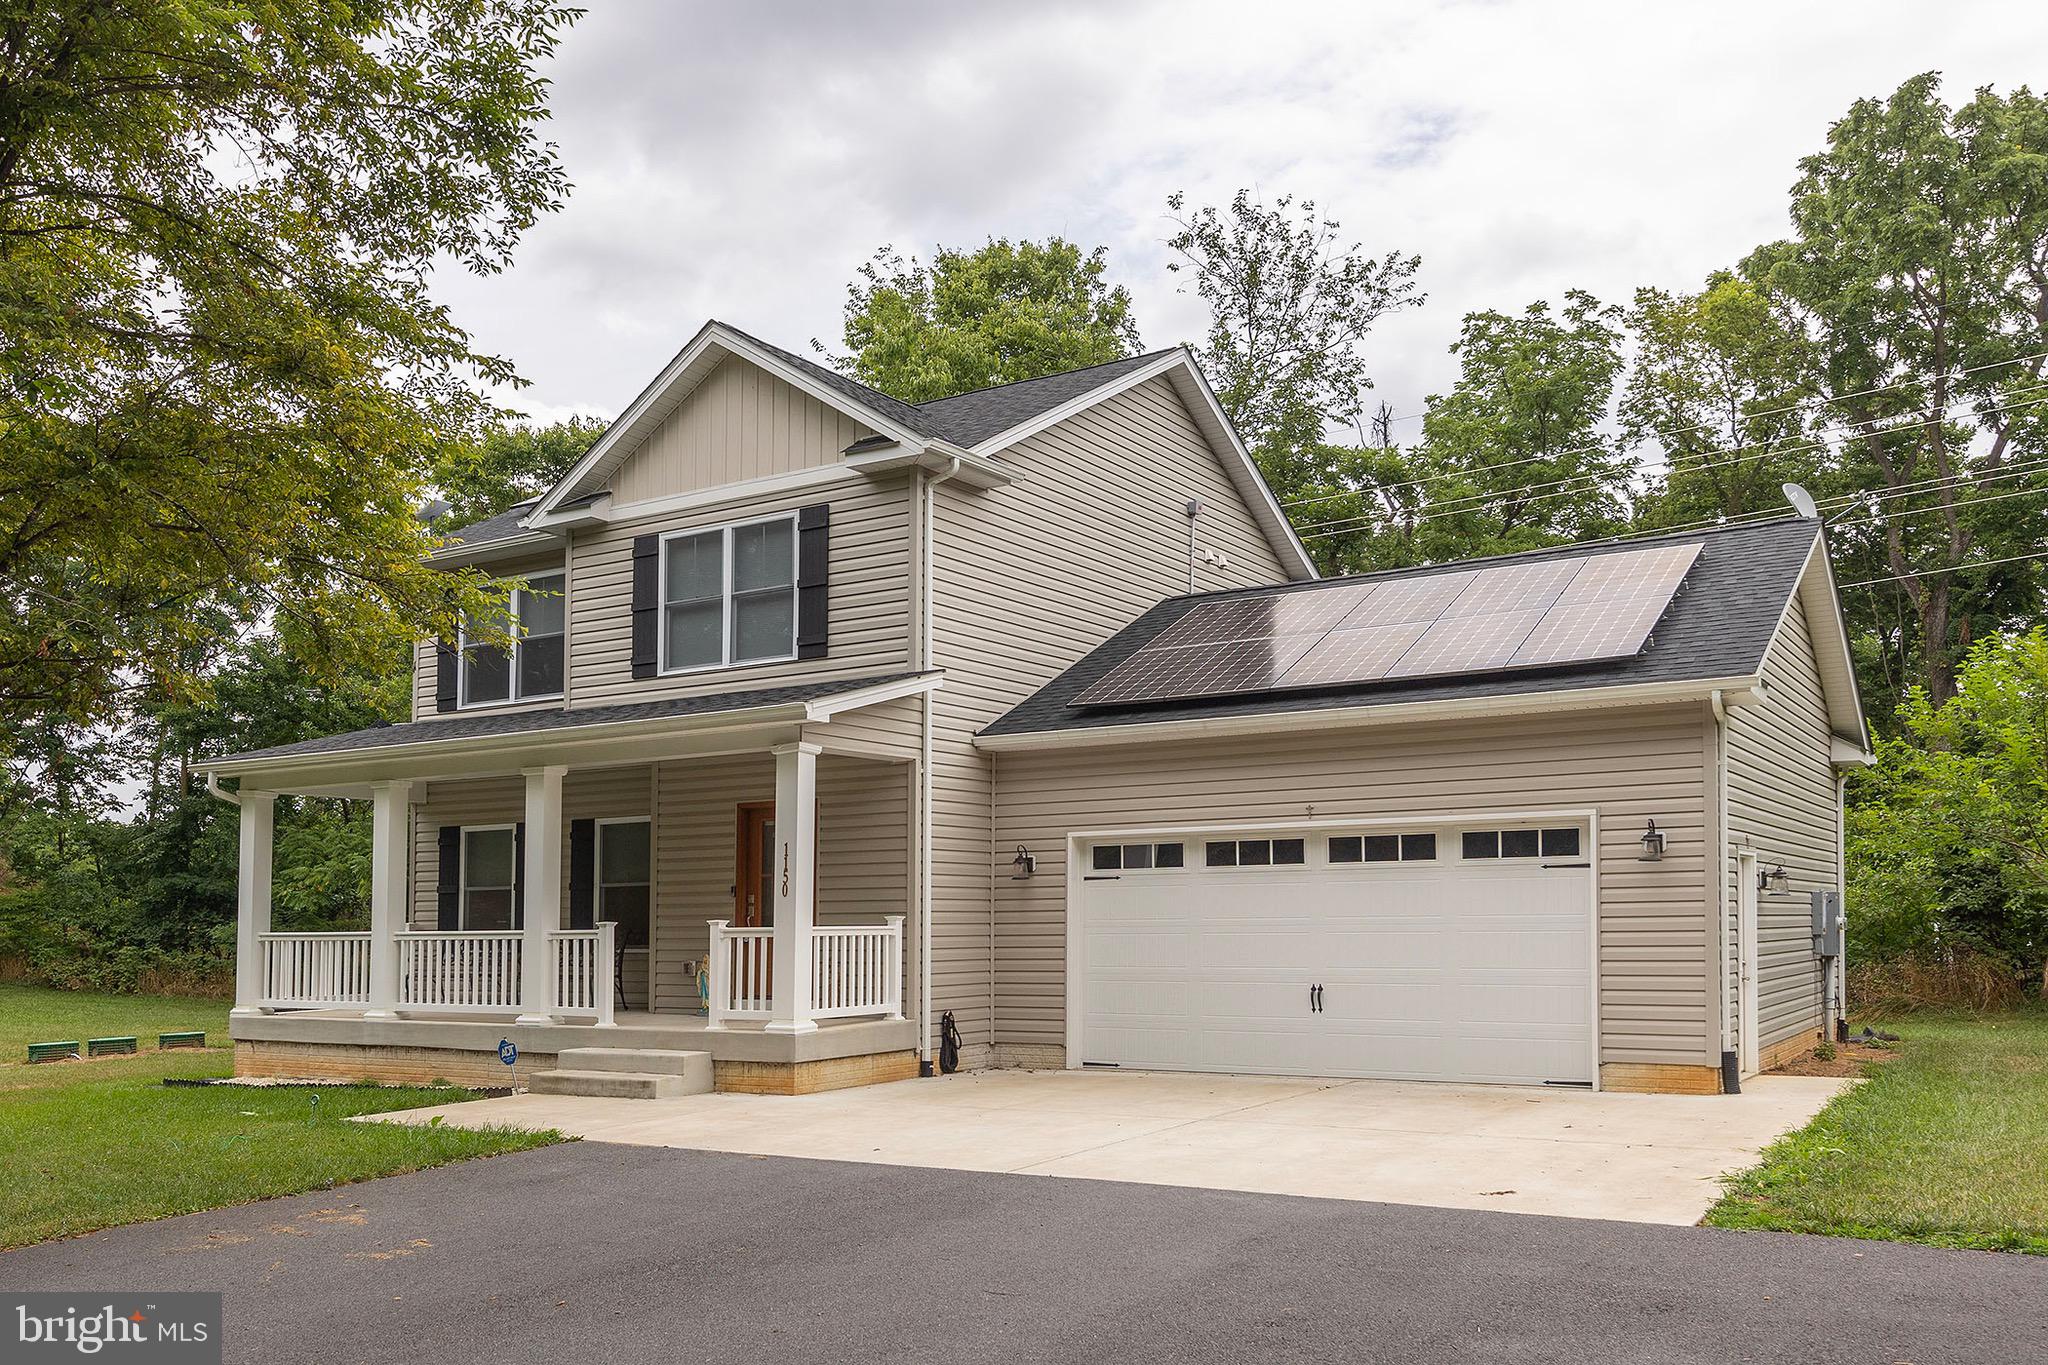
[661,514,797,673]
[460,572,565,707]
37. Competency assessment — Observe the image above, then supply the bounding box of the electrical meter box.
[1811,890,1844,959]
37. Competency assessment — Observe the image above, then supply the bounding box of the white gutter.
[976,675,1765,752]
[918,455,963,1071]
[202,772,240,806]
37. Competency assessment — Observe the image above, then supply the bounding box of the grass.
[1706,1008,2048,1254]
[0,984,561,1249]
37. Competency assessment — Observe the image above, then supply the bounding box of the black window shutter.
[512,822,526,929]
[568,819,596,930]
[631,535,660,678]
[436,826,461,929]
[434,642,458,713]
[796,503,830,659]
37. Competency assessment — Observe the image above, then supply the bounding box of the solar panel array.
[1072,541,1703,707]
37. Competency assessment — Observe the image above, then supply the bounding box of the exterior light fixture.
[1761,864,1791,895]
[1637,820,1666,862]
[1010,845,1036,880]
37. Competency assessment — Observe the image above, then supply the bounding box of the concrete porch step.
[529,1068,698,1100]
[556,1047,713,1086]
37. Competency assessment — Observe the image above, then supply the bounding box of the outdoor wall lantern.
[1010,845,1037,880]
[1637,820,1667,862]
[1761,863,1791,895]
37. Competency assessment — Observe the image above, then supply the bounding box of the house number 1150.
[780,844,790,899]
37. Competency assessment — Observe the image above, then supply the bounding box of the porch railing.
[812,917,906,1020]
[396,931,524,1013]
[548,923,616,1025]
[705,916,903,1028]
[259,932,372,1009]
[705,921,774,1027]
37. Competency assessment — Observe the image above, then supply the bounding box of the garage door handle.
[1309,984,1322,1013]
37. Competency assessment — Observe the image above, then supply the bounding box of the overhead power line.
[1279,346,2048,511]
[1840,549,2048,590]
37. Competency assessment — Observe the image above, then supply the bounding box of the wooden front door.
[735,802,776,928]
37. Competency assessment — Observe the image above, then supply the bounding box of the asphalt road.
[5,1143,2043,1364]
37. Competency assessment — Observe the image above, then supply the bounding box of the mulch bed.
[1770,1038,1899,1078]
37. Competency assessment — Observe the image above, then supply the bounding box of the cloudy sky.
[437,0,2048,434]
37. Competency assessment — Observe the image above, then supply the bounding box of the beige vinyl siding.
[410,766,653,930]
[646,752,910,1012]
[410,551,569,723]
[992,704,1717,1068]
[567,474,916,710]
[605,356,874,503]
[1724,595,1839,1054]
[927,376,1297,1054]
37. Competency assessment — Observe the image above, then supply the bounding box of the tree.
[1849,629,2048,989]
[1622,274,1823,528]
[0,2,576,726]
[1404,291,1630,558]
[1165,189,1422,502]
[829,238,1141,402]
[433,416,607,530]
[1743,73,2048,707]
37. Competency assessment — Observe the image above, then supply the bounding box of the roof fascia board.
[974,674,1763,752]
[1761,530,1869,750]
[425,529,564,566]
[843,443,1014,490]
[967,349,1317,583]
[530,322,929,519]
[1803,528,1873,750]
[595,463,869,531]
[805,671,942,718]
[521,492,612,532]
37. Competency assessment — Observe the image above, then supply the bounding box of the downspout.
[1835,769,1849,1036]
[202,772,240,806]
[918,455,963,1074]
[1710,689,1735,1093]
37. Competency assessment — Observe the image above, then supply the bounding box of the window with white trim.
[461,826,519,929]
[660,515,797,673]
[459,572,565,707]
[598,818,651,948]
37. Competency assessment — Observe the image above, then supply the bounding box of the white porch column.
[229,791,277,1018]
[766,741,820,1034]
[516,765,566,1025]
[362,779,412,1020]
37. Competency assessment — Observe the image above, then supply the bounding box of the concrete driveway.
[376,1068,1845,1224]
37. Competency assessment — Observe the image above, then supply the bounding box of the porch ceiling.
[204,671,935,796]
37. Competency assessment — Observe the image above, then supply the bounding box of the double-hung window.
[598,819,652,948]
[660,515,796,673]
[459,572,565,706]
[461,826,519,930]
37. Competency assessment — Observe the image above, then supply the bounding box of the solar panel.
[1071,540,1703,707]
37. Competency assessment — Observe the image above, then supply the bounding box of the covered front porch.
[205,673,935,1093]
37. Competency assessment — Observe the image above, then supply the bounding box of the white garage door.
[1076,822,1594,1085]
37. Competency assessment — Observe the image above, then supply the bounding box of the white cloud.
[434,0,2048,429]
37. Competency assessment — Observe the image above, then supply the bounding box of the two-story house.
[208,319,1869,1098]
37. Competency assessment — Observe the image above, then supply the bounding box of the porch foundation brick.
[1598,1062,1725,1095]
[991,1043,1066,1070]
[236,1040,556,1090]
[713,1050,919,1095]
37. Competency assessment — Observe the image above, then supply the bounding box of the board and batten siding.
[991,704,1718,1069]
[928,375,1295,1057]
[606,356,875,503]
[567,471,918,715]
[1723,594,1839,1056]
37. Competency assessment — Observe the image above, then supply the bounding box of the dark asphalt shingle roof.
[979,518,1822,739]
[222,673,932,765]
[433,500,540,549]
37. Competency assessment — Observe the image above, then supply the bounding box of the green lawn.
[0,985,561,1249]
[1707,1009,2048,1254]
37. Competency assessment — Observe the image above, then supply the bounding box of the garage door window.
[1091,842,1185,872]
[1329,833,1437,863]
[1205,838,1305,867]
[1463,828,1580,860]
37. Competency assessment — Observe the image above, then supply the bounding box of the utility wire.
[1297,388,2048,540]
[1840,549,2048,590]
[1279,346,2048,510]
